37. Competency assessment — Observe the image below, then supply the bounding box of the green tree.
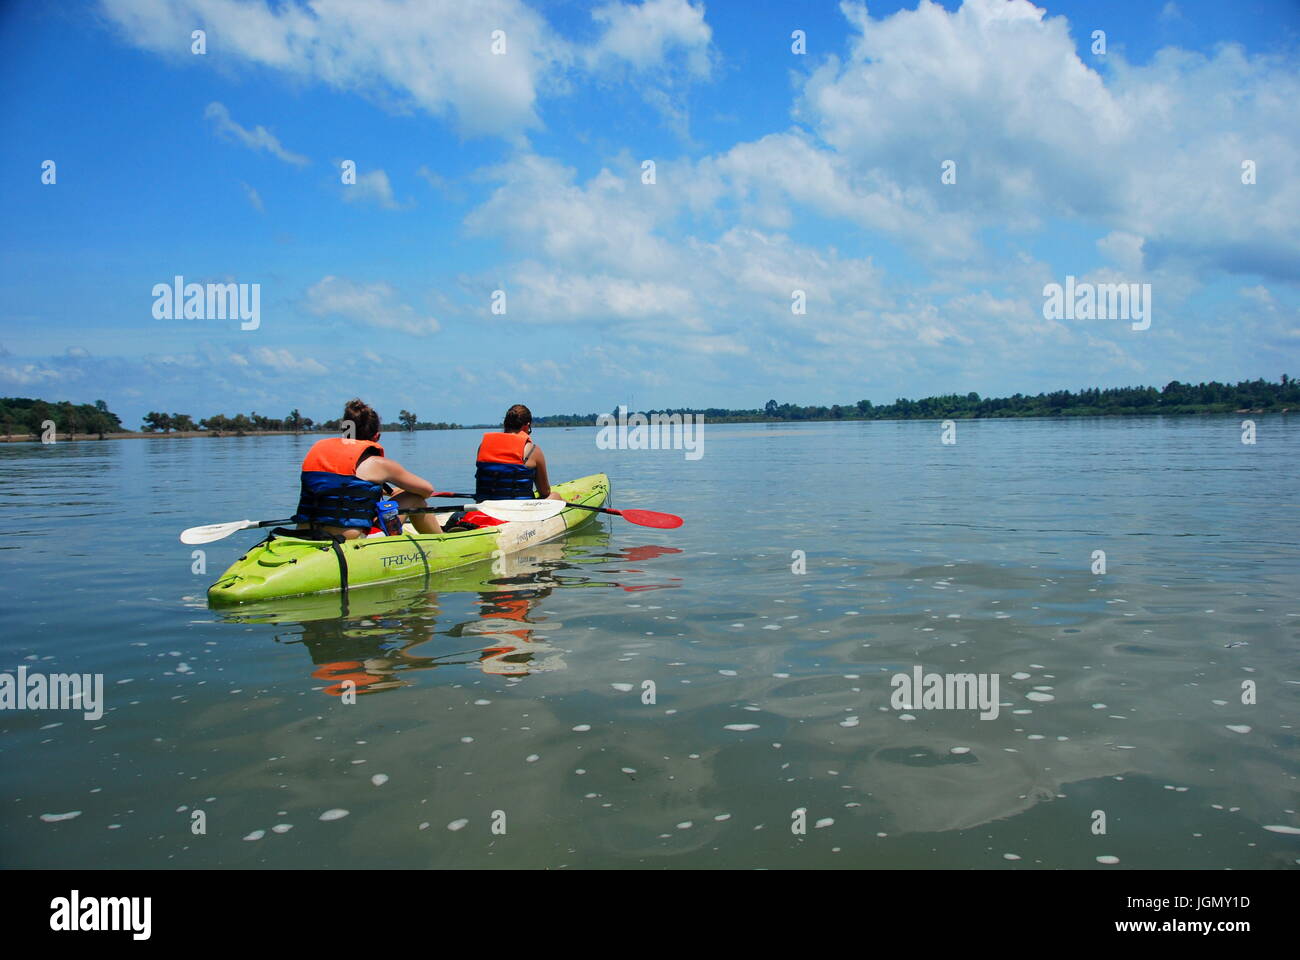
[142,411,173,433]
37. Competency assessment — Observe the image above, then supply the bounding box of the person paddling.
[293,398,442,539]
[475,404,565,502]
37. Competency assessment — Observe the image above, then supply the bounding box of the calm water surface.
[2,417,1297,868]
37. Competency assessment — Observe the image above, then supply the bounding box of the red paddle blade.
[615,508,683,529]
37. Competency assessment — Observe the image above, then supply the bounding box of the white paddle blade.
[180,519,255,545]
[475,499,567,523]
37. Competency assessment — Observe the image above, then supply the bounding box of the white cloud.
[461,148,1238,396]
[250,347,328,375]
[240,181,265,212]
[342,168,403,210]
[103,0,720,139]
[204,102,309,165]
[0,363,65,387]
[466,155,678,275]
[1097,232,1146,274]
[780,0,1300,279]
[587,0,713,78]
[304,276,441,335]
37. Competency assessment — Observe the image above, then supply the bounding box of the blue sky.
[1,0,1297,428]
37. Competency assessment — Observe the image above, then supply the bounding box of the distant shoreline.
[0,408,1287,444]
[0,429,308,443]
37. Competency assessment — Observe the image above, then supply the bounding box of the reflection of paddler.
[293,601,445,696]
[477,590,537,676]
[463,589,565,675]
[312,660,393,697]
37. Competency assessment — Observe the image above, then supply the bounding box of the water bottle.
[376,499,402,536]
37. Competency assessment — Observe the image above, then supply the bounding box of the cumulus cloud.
[304,276,441,335]
[205,102,309,165]
[781,0,1300,278]
[86,0,1299,408]
[461,141,1274,398]
[586,0,712,78]
[103,0,719,139]
[466,155,678,275]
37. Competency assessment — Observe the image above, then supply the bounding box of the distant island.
[1,377,1292,442]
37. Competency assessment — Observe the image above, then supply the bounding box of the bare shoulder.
[356,455,394,480]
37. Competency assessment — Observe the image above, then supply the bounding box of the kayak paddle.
[452,497,682,528]
[181,517,287,544]
[567,502,683,528]
[179,499,568,544]
[472,499,568,522]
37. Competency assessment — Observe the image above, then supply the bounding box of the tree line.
[6,378,1293,440]
[0,401,462,436]
[532,377,1297,426]
[143,410,461,433]
[0,398,123,437]
[139,410,317,433]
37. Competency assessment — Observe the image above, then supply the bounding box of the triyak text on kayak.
[49,891,151,940]
[890,666,1000,720]
[151,274,260,330]
[0,666,103,720]
[1041,275,1151,331]
[596,406,704,461]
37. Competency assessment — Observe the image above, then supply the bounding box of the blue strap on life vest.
[474,461,536,501]
[293,470,385,528]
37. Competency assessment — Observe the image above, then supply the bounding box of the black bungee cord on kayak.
[251,525,354,611]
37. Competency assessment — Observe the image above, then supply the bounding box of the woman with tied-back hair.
[292,398,442,538]
[474,403,565,502]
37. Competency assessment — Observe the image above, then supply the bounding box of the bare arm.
[527,446,563,500]
[357,456,434,498]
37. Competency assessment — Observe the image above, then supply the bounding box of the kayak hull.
[207,474,609,606]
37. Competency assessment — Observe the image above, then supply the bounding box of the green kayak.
[207,473,610,607]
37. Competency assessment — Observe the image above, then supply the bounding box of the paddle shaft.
[435,494,679,526]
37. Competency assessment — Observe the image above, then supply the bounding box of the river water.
[1,416,1297,868]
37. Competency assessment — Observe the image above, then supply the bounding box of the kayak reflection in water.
[298,586,561,694]
[260,538,684,696]
[293,398,441,539]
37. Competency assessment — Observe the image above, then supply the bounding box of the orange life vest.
[293,437,386,528]
[474,432,536,500]
[300,437,384,474]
